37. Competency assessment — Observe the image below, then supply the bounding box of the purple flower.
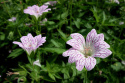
[114,0,119,4]
[44,1,57,6]
[63,29,112,71]
[33,60,41,67]
[24,5,51,19]
[13,33,46,55]
[8,17,16,22]
[110,0,119,4]
[119,22,124,25]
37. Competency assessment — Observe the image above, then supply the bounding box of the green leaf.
[48,73,56,81]
[8,49,24,58]
[111,62,123,71]
[46,61,50,71]
[61,11,68,19]
[71,64,77,77]
[74,18,81,29]
[54,73,62,79]
[41,48,66,54]
[0,32,5,40]
[19,71,27,76]
[84,23,92,28]
[40,74,55,82]
[51,39,60,47]
[96,58,101,64]
[102,11,106,24]
[18,76,26,83]
[47,21,55,25]
[91,6,99,23]
[57,29,67,41]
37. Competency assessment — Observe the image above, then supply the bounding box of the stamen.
[84,47,92,57]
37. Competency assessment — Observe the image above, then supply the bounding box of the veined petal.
[67,39,84,51]
[20,36,32,48]
[86,29,97,43]
[93,49,112,58]
[13,41,24,49]
[71,33,85,47]
[25,48,32,55]
[40,37,46,44]
[27,33,34,39]
[40,5,49,10]
[40,5,51,13]
[35,35,46,48]
[63,48,85,63]
[31,38,37,50]
[85,57,96,71]
[62,48,75,57]
[92,33,104,44]
[68,51,84,63]
[76,57,85,71]
[94,41,110,50]
[34,34,41,40]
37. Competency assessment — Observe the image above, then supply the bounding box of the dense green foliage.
[0,0,125,83]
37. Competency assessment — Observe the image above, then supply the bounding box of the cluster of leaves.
[0,0,125,83]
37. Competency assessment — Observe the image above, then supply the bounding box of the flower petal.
[20,38,30,48]
[86,29,97,44]
[35,35,46,48]
[93,49,112,58]
[62,48,75,57]
[33,60,41,67]
[40,5,51,13]
[68,51,84,63]
[85,57,96,71]
[63,48,85,63]
[71,33,85,47]
[92,33,104,44]
[25,48,32,55]
[13,41,24,48]
[94,41,110,50]
[76,57,85,71]
[67,39,84,51]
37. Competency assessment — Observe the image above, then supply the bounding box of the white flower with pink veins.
[13,33,46,55]
[24,5,51,19]
[33,60,41,67]
[63,29,112,71]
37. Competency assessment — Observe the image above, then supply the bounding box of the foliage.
[0,0,125,83]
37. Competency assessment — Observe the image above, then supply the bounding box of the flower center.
[84,47,92,57]
[36,11,39,13]
[29,44,32,47]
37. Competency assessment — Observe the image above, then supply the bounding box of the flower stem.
[27,55,32,65]
[83,69,88,83]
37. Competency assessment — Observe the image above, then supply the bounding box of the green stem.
[27,55,32,65]
[17,29,22,37]
[83,69,87,83]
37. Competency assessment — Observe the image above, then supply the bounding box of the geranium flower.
[13,33,46,55]
[110,0,119,4]
[44,1,57,6]
[24,5,51,19]
[8,17,16,22]
[119,22,124,25]
[114,0,119,4]
[33,60,41,67]
[63,29,112,71]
